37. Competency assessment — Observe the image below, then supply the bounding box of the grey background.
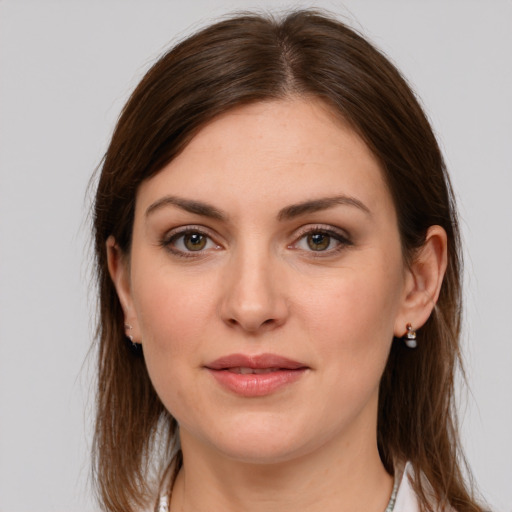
[1,1,511,511]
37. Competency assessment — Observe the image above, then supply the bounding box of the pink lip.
[205,353,308,397]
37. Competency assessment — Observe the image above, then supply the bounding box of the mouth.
[225,367,283,374]
[205,353,309,397]
[206,353,307,371]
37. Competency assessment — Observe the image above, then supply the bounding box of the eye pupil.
[184,233,206,251]
[307,233,330,251]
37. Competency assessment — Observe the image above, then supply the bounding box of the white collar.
[393,462,421,512]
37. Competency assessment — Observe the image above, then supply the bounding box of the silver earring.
[404,323,417,348]
[124,323,142,355]
[124,323,134,342]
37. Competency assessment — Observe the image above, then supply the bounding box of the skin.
[108,98,447,512]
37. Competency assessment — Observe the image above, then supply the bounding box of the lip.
[205,353,309,397]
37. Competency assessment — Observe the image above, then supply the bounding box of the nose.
[219,246,289,334]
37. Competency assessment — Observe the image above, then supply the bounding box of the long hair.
[92,10,481,512]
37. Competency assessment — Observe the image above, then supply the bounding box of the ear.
[106,236,141,343]
[394,225,448,337]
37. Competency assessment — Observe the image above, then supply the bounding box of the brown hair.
[92,10,482,512]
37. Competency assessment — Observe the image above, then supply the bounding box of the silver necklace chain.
[158,473,400,512]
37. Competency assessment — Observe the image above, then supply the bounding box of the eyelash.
[160,224,353,259]
[160,226,220,259]
[290,225,353,257]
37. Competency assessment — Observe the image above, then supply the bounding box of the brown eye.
[184,233,207,251]
[307,232,331,251]
[292,227,351,256]
[162,228,221,257]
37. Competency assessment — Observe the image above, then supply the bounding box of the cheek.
[293,263,403,433]
[133,269,215,354]
[129,255,219,403]
[298,253,404,369]
[130,236,214,331]
[131,279,213,425]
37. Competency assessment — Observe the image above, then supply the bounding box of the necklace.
[157,472,400,512]
[384,473,400,512]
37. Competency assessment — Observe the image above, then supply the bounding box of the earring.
[124,323,143,355]
[403,323,417,348]
[124,323,134,342]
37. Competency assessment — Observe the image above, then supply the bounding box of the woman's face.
[115,99,413,464]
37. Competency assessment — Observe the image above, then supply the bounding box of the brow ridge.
[145,196,226,220]
[277,195,371,220]
[145,194,370,222]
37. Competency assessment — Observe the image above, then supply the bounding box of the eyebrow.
[145,196,226,220]
[277,195,371,220]
[145,194,371,221]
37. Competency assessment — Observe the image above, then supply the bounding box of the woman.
[92,10,484,512]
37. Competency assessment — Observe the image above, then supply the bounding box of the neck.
[171,430,393,512]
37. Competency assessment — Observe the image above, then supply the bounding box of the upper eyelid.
[160,225,222,252]
[160,227,222,258]
[160,224,352,249]
[292,223,351,240]
[163,225,218,240]
[162,223,350,237]
[290,225,353,254]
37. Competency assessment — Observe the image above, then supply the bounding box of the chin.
[182,412,327,466]
[213,437,310,465]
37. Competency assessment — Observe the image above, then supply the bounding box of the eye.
[162,228,220,257]
[181,232,208,251]
[305,232,331,251]
[291,226,352,255]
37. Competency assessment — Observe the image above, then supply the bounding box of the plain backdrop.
[1,1,511,511]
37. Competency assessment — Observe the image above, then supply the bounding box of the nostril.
[225,316,277,331]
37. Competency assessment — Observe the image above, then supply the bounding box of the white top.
[394,462,421,512]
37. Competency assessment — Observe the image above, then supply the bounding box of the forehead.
[136,98,394,219]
